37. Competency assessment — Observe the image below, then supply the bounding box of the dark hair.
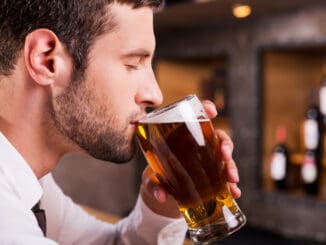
[0,0,162,78]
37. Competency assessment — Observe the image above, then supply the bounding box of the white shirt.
[0,132,187,244]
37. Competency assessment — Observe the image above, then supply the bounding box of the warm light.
[196,0,214,3]
[232,4,252,18]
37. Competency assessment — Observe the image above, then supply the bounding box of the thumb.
[140,167,181,218]
[141,167,167,203]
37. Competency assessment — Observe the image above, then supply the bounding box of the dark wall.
[53,152,140,217]
[155,5,326,242]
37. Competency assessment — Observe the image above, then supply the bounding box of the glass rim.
[139,94,198,122]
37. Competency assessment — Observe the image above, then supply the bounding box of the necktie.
[31,201,47,236]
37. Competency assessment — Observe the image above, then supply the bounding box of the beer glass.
[135,94,246,244]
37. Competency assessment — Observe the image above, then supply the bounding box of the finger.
[228,182,242,199]
[215,129,234,161]
[202,100,217,118]
[224,158,239,183]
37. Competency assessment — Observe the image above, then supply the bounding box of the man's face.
[51,4,163,163]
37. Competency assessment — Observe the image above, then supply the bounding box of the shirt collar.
[0,132,42,209]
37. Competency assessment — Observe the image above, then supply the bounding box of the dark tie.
[31,201,47,236]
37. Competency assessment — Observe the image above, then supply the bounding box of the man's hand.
[140,100,241,218]
[200,100,241,199]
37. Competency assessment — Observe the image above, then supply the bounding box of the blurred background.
[53,0,326,244]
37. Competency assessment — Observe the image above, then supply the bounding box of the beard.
[49,78,136,163]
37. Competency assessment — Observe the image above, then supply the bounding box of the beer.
[136,119,245,237]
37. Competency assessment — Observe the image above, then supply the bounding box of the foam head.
[141,94,208,123]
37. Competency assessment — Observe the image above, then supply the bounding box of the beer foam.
[142,95,208,123]
[140,96,209,146]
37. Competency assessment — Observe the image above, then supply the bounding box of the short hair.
[0,0,162,78]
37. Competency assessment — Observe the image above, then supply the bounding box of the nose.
[135,69,163,108]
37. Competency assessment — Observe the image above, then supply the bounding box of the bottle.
[270,126,290,190]
[301,89,322,195]
[319,76,326,165]
[319,76,326,119]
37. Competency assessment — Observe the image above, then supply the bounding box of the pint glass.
[136,94,246,244]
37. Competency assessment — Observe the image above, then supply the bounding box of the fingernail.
[233,186,241,199]
[209,104,217,116]
[154,187,160,201]
[154,187,166,203]
[231,169,240,182]
[209,103,217,115]
[222,144,232,156]
[203,101,217,116]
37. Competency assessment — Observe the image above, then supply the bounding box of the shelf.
[155,3,326,242]
[290,153,326,167]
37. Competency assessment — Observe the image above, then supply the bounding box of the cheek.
[99,82,135,121]
[88,62,139,116]
[103,69,139,102]
[94,63,136,93]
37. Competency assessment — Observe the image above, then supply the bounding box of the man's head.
[0,0,161,79]
[0,1,163,163]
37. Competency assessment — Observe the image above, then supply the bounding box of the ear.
[24,29,73,87]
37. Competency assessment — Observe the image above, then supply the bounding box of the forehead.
[109,3,155,51]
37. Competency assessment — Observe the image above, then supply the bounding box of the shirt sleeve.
[42,174,187,245]
[117,196,188,245]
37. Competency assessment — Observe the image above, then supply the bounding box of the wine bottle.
[301,89,322,195]
[270,126,290,190]
[319,76,326,122]
[319,76,326,166]
[302,150,319,194]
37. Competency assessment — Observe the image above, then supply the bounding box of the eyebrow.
[122,49,152,59]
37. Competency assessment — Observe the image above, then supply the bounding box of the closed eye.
[122,49,152,71]
[125,64,140,70]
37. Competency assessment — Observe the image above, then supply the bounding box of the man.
[0,0,241,244]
